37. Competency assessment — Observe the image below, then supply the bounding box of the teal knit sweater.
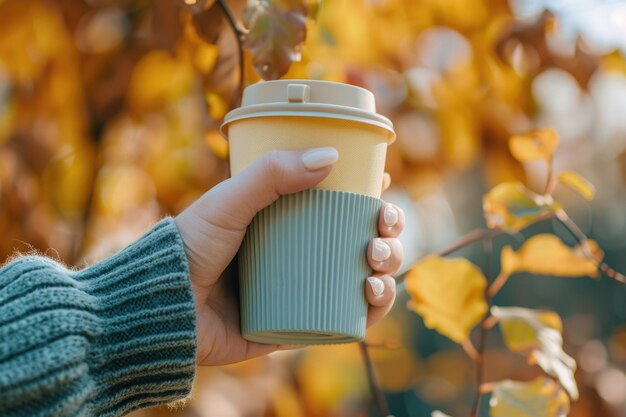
[0,218,197,417]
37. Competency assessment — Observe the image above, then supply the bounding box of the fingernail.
[383,204,398,227]
[301,147,339,171]
[372,238,391,262]
[367,277,385,296]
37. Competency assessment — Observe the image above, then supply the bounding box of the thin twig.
[397,212,555,284]
[433,229,495,258]
[358,342,390,417]
[216,0,245,102]
[555,210,626,283]
[469,238,494,417]
[487,272,509,297]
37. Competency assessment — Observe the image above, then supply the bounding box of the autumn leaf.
[500,234,603,278]
[43,146,94,217]
[297,345,367,411]
[405,257,488,343]
[489,377,570,417]
[204,130,229,159]
[557,171,596,201]
[483,182,555,231]
[491,307,578,399]
[127,50,195,111]
[189,1,224,45]
[151,0,184,51]
[509,128,560,162]
[242,0,307,80]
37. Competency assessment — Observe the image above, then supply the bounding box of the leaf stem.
[544,155,554,195]
[487,272,509,298]
[216,0,245,102]
[358,341,390,417]
[462,340,481,362]
[398,212,555,284]
[433,229,499,258]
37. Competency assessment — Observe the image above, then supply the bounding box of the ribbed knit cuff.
[78,218,197,417]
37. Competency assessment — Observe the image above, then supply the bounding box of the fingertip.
[378,203,405,238]
[301,147,339,171]
[365,275,396,307]
[365,275,397,327]
[368,237,403,274]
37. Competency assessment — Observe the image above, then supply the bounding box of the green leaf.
[490,377,570,417]
[491,306,578,399]
[243,0,308,80]
[557,171,596,201]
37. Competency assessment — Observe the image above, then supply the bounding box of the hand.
[174,148,405,366]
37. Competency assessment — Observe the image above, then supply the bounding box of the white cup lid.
[221,80,395,143]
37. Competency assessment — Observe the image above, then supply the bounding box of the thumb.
[196,147,338,230]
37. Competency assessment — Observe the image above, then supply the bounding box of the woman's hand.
[174,148,404,366]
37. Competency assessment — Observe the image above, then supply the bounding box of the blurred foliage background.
[1,0,626,416]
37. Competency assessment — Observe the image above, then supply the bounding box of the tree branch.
[216,0,245,102]
[358,342,390,417]
[397,212,555,284]
[469,237,494,417]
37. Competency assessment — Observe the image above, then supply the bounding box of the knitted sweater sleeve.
[0,218,197,417]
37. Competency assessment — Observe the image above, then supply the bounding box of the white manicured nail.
[301,147,339,171]
[383,204,398,227]
[371,238,391,262]
[367,277,385,296]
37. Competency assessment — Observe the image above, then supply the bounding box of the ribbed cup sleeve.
[0,218,197,417]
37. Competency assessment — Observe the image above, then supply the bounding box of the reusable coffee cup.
[222,80,395,344]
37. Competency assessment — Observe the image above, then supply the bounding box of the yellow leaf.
[95,164,156,217]
[205,92,228,121]
[204,130,229,159]
[492,307,562,351]
[491,307,578,399]
[127,51,195,111]
[296,345,367,412]
[501,234,603,278]
[405,257,488,343]
[366,316,422,392]
[193,43,219,75]
[490,377,570,417]
[557,171,596,201]
[509,128,560,162]
[483,182,554,231]
[44,146,95,216]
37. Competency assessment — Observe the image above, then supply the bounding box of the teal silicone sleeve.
[238,189,383,345]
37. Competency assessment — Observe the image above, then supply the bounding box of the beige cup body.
[228,116,388,198]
